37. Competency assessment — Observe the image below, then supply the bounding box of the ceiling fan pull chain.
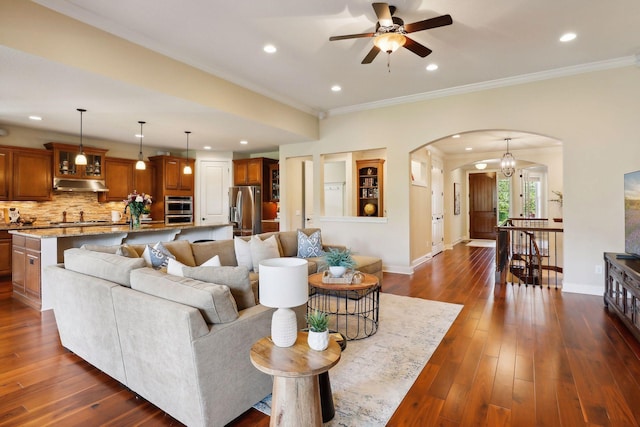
[387,52,391,73]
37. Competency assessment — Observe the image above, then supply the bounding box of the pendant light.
[500,138,516,177]
[183,131,192,175]
[135,121,146,170]
[75,108,88,166]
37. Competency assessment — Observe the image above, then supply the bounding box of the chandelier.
[500,138,516,177]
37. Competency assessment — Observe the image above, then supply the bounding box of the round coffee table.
[250,332,341,427]
[308,272,380,340]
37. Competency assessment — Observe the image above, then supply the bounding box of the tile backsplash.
[0,193,129,224]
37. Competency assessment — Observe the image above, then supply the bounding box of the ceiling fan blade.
[372,3,393,27]
[403,37,432,57]
[404,14,453,33]
[361,46,381,64]
[329,32,375,41]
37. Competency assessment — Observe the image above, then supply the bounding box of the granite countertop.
[7,221,231,238]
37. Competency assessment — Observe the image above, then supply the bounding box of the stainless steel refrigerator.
[229,186,261,236]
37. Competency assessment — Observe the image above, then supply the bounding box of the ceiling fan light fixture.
[373,32,406,53]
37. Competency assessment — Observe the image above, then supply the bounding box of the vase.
[329,266,347,278]
[130,214,141,229]
[307,330,329,351]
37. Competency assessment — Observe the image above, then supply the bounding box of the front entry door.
[469,172,497,239]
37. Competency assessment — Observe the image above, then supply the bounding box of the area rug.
[253,293,463,426]
[466,239,496,248]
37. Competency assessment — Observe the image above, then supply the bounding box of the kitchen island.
[8,222,232,311]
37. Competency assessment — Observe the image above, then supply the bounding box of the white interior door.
[431,158,444,255]
[304,160,314,227]
[198,160,229,225]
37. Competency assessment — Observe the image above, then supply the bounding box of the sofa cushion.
[130,268,239,324]
[183,265,256,310]
[116,244,140,258]
[250,235,280,273]
[297,229,324,258]
[161,240,197,266]
[64,248,147,287]
[191,239,237,266]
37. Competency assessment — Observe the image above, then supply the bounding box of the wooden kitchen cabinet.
[0,148,10,200]
[44,142,108,180]
[99,158,155,203]
[11,148,52,201]
[268,163,280,202]
[0,231,11,276]
[233,158,266,186]
[12,235,41,310]
[149,155,195,221]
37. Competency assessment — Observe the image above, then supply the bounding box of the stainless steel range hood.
[53,178,109,192]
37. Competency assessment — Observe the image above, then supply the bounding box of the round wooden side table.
[250,332,341,427]
[308,272,380,340]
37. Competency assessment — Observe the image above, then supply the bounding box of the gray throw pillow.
[297,229,324,258]
[182,265,256,310]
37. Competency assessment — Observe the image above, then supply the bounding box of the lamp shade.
[259,257,309,308]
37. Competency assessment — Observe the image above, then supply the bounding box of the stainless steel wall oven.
[165,196,193,224]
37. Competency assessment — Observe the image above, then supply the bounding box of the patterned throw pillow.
[297,229,324,258]
[142,242,176,269]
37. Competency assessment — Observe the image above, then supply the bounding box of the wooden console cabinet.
[356,159,384,217]
[604,252,640,342]
[12,235,41,310]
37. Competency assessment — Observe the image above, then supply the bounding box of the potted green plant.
[324,247,355,278]
[306,309,329,351]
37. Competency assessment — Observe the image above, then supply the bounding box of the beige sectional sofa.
[44,228,382,427]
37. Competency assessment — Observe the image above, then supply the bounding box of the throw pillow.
[234,237,253,271]
[142,242,176,269]
[250,235,280,273]
[201,254,222,267]
[183,265,256,310]
[297,229,324,258]
[167,258,187,277]
[116,244,140,258]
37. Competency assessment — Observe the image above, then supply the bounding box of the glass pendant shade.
[373,32,406,53]
[136,121,146,170]
[75,108,87,165]
[183,131,192,175]
[500,138,516,177]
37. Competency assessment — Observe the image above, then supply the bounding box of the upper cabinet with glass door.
[44,142,108,180]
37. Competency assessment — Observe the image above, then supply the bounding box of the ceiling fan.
[329,2,452,64]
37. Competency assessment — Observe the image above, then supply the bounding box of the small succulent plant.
[306,309,329,333]
[324,248,355,268]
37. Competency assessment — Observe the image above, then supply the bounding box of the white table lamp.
[259,258,309,347]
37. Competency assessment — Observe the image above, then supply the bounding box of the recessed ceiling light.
[203,146,211,150]
[29,115,42,121]
[426,64,438,71]
[331,85,342,92]
[452,134,460,139]
[560,32,576,42]
[263,44,277,53]
[240,140,248,145]
[465,147,473,151]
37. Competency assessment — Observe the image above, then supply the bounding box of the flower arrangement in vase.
[306,309,329,351]
[124,191,152,228]
[324,247,355,278]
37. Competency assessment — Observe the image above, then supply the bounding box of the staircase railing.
[495,218,564,288]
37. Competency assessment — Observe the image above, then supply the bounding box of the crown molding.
[325,56,636,117]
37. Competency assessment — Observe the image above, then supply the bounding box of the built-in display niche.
[321,148,387,218]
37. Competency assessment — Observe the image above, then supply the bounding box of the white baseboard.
[383,264,416,275]
[561,282,602,296]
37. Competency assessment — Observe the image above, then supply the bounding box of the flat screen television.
[624,170,640,257]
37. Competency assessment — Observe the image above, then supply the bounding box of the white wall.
[280,66,640,293]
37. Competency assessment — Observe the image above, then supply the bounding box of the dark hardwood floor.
[1,243,640,426]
